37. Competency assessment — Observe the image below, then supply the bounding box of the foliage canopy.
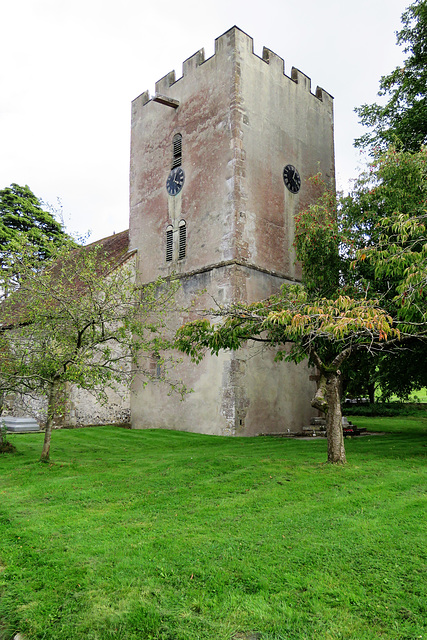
[355,0,427,153]
[0,237,182,460]
[0,183,73,296]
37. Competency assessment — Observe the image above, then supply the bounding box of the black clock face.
[283,164,301,194]
[166,167,185,196]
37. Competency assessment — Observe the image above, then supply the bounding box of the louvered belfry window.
[178,220,186,260]
[166,135,186,263]
[166,226,173,262]
[172,134,182,169]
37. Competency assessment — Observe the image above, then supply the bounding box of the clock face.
[283,164,301,194]
[166,167,185,196]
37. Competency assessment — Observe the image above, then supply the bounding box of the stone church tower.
[129,26,335,436]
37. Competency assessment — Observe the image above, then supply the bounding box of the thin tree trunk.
[325,372,346,464]
[40,379,60,461]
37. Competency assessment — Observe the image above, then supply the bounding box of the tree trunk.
[368,382,375,404]
[311,369,347,464]
[40,379,60,461]
[325,372,346,464]
[311,372,328,413]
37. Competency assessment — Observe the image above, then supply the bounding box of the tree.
[338,145,427,398]
[360,192,427,320]
[0,237,182,460]
[340,146,427,263]
[0,183,73,296]
[0,332,28,416]
[355,0,427,153]
[176,147,427,463]
[177,288,400,464]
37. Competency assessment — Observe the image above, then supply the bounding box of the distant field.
[407,388,427,402]
[1,419,426,640]
[381,387,427,403]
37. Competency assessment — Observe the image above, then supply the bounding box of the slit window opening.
[151,354,161,379]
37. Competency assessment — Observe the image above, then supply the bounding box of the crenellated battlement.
[132,26,333,109]
[262,47,285,75]
[155,70,176,95]
[183,48,205,77]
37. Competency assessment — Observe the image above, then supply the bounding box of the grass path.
[0,418,426,639]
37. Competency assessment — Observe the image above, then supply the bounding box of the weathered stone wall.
[130,34,237,280]
[66,383,130,427]
[3,374,130,429]
[237,36,335,279]
[2,393,48,425]
[130,26,335,435]
[130,263,315,436]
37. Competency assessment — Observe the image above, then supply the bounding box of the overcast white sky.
[0,0,410,242]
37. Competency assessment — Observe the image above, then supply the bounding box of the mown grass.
[0,418,426,640]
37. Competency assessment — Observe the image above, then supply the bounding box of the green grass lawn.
[0,419,426,640]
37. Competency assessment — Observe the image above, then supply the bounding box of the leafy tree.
[355,0,427,153]
[0,332,28,417]
[177,147,427,463]
[177,288,400,464]
[340,146,427,263]
[0,183,73,296]
[339,146,427,398]
[360,190,427,319]
[292,176,340,298]
[0,238,182,460]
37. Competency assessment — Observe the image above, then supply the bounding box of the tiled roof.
[1,229,134,330]
[86,229,132,268]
